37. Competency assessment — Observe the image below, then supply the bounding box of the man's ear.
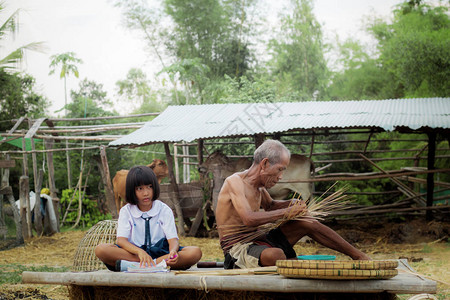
[260,158,269,170]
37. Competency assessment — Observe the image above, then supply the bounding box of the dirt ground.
[0,217,449,300]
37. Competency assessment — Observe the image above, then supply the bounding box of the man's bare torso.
[216,170,267,240]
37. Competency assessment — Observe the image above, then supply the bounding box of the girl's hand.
[166,250,179,266]
[137,249,156,268]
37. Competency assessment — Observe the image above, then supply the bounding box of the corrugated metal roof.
[109,98,450,147]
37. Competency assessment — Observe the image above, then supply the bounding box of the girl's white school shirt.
[117,200,178,247]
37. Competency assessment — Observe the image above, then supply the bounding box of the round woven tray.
[277,267,398,280]
[276,260,398,270]
[72,220,118,272]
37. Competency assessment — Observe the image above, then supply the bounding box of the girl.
[95,165,202,271]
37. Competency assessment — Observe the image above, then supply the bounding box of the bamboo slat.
[174,266,277,276]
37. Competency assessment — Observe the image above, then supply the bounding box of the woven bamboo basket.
[277,260,398,270]
[277,267,398,280]
[72,220,118,272]
[276,260,399,280]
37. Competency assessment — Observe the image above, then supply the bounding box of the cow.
[198,151,314,210]
[112,159,169,214]
[198,151,252,180]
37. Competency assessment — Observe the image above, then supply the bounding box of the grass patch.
[0,264,69,284]
[421,244,433,253]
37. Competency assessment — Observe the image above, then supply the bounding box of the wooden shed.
[109,98,450,231]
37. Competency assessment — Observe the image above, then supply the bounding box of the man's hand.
[137,249,156,268]
[286,199,307,217]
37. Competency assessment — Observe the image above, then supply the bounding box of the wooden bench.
[22,259,436,299]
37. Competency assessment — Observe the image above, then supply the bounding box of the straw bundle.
[219,183,352,252]
[72,219,117,271]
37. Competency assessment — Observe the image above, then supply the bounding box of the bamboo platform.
[22,260,436,297]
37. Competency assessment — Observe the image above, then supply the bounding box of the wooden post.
[20,133,33,236]
[426,132,436,221]
[44,140,56,199]
[164,142,185,236]
[21,132,29,176]
[254,134,265,149]
[30,136,39,187]
[182,142,190,183]
[197,139,204,165]
[45,138,60,231]
[0,190,4,240]
[273,132,281,141]
[66,140,72,189]
[309,133,315,159]
[19,176,31,239]
[27,119,42,235]
[21,134,33,238]
[1,155,23,243]
[34,169,44,236]
[174,144,179,184]
[197,139,204,181]
[188,207,204,237]
[0,165,5,239]
[72,141,85,229]
[363,130,374,154]
[99,146,117,219]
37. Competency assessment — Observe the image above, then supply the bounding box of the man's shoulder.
[225,172,245,183]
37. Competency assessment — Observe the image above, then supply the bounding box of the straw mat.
[276,260,398,270]
[72,220,118,271]
[277,267,398,280]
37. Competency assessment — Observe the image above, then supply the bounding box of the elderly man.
[216,139,370,269]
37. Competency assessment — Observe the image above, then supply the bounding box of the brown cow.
[112,159,169,214]
[198,151,314,210]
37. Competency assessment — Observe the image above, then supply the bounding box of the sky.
[2,0,405,116]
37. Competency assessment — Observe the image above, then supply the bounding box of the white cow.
[198,151,314,205]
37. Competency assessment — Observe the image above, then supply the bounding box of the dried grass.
[0,230,86,267]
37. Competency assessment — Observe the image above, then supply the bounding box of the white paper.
[126,259,169,273]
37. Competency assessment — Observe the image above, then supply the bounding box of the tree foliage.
[268,0,329,100]
[115,0,256,105]
[66,79,115,119]
[49,52,83,113]
[164,0,254,80]
[370,2,449,97]
[331,1,449,100]
[0,70,49,131]
[116,68,162,112]
[0,3,45,71]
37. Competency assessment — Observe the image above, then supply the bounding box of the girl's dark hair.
[125,165,160,205]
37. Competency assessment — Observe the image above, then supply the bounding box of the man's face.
[260,151,290,189]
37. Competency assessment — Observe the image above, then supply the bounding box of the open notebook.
[126,260,169,273]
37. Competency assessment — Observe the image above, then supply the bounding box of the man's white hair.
[253,139,290,165]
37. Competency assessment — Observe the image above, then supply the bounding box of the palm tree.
[0,3,45,70]
[49,52,83,114]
